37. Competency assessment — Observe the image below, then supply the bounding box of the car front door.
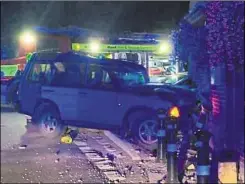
[19,61,48,115]
[78,64,119,128]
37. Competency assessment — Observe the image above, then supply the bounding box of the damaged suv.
[18,51,196,148]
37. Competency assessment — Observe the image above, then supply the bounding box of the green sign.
[1,65,18,77]
[72,43,160,53]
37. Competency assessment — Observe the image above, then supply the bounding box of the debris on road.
[56,150,60,155]
[18,144,27,149]
[73,129,169,183]
[77,178,83,183]
[60,128,79,144]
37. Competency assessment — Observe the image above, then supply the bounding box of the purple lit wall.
[205,1,244,152]
[172,1,244,153]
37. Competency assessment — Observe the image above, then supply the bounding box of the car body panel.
[77,88,119,125]
[41,86,82,121]
[19,80,42,115]
[116,92,172,119]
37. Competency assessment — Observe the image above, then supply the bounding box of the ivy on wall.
[171,1,244,72]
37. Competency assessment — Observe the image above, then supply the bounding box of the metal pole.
[166,118,179,183]
[145,52,149,74]
[156,109,167,163]
[195,129,212,183]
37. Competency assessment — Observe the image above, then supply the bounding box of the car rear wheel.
[32,103,65,138]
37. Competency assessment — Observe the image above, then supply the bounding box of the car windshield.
[162,74,187,84]
[112,67,148,87]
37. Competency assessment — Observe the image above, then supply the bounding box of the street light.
[89,41,101,53]
[158,41,172,55]
[19,31,37,56]
[19,31,36,45]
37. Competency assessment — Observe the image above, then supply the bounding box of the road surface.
[1,105,243,183]
[1,105,106,183]
[0,105,168,183]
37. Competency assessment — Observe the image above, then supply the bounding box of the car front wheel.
[130,111,158,150]
[32,103,65,138]
[137,119,158,145]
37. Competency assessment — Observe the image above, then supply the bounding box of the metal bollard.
[156,109,167,163]
[194,129,212,183]
[190,104,208,150]
[166,118,179,183]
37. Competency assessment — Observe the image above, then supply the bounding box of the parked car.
[1,70,23,108]
[164,65,176,75]
[148,67,163,76]
[154,72,188,84]
[18,51,197,149]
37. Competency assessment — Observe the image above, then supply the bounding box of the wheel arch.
[33,98,61,119]
[122,106,156,131]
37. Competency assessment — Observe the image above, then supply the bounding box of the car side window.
[27,62,51,84]
[50,61,86,88]
[86,64,114,90]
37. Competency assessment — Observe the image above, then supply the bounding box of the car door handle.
[42,89,54,93]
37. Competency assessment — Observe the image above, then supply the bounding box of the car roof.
[31,51,145,70]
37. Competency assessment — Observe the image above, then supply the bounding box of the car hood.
[126,82,197,106]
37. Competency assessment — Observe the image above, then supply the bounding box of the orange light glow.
[169,106,180,118]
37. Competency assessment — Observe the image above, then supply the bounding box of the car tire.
[32,103,65,138]
[129,111,158,151]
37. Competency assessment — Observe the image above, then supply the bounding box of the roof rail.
[34,49,61,54]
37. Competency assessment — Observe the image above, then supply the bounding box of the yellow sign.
[72,43,159,52]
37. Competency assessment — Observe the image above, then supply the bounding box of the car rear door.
[78,63,119,128]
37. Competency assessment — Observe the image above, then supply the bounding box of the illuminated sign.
[1,65,18,77]
[72,43,160,53]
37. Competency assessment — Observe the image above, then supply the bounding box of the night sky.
[1,1,189,41]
